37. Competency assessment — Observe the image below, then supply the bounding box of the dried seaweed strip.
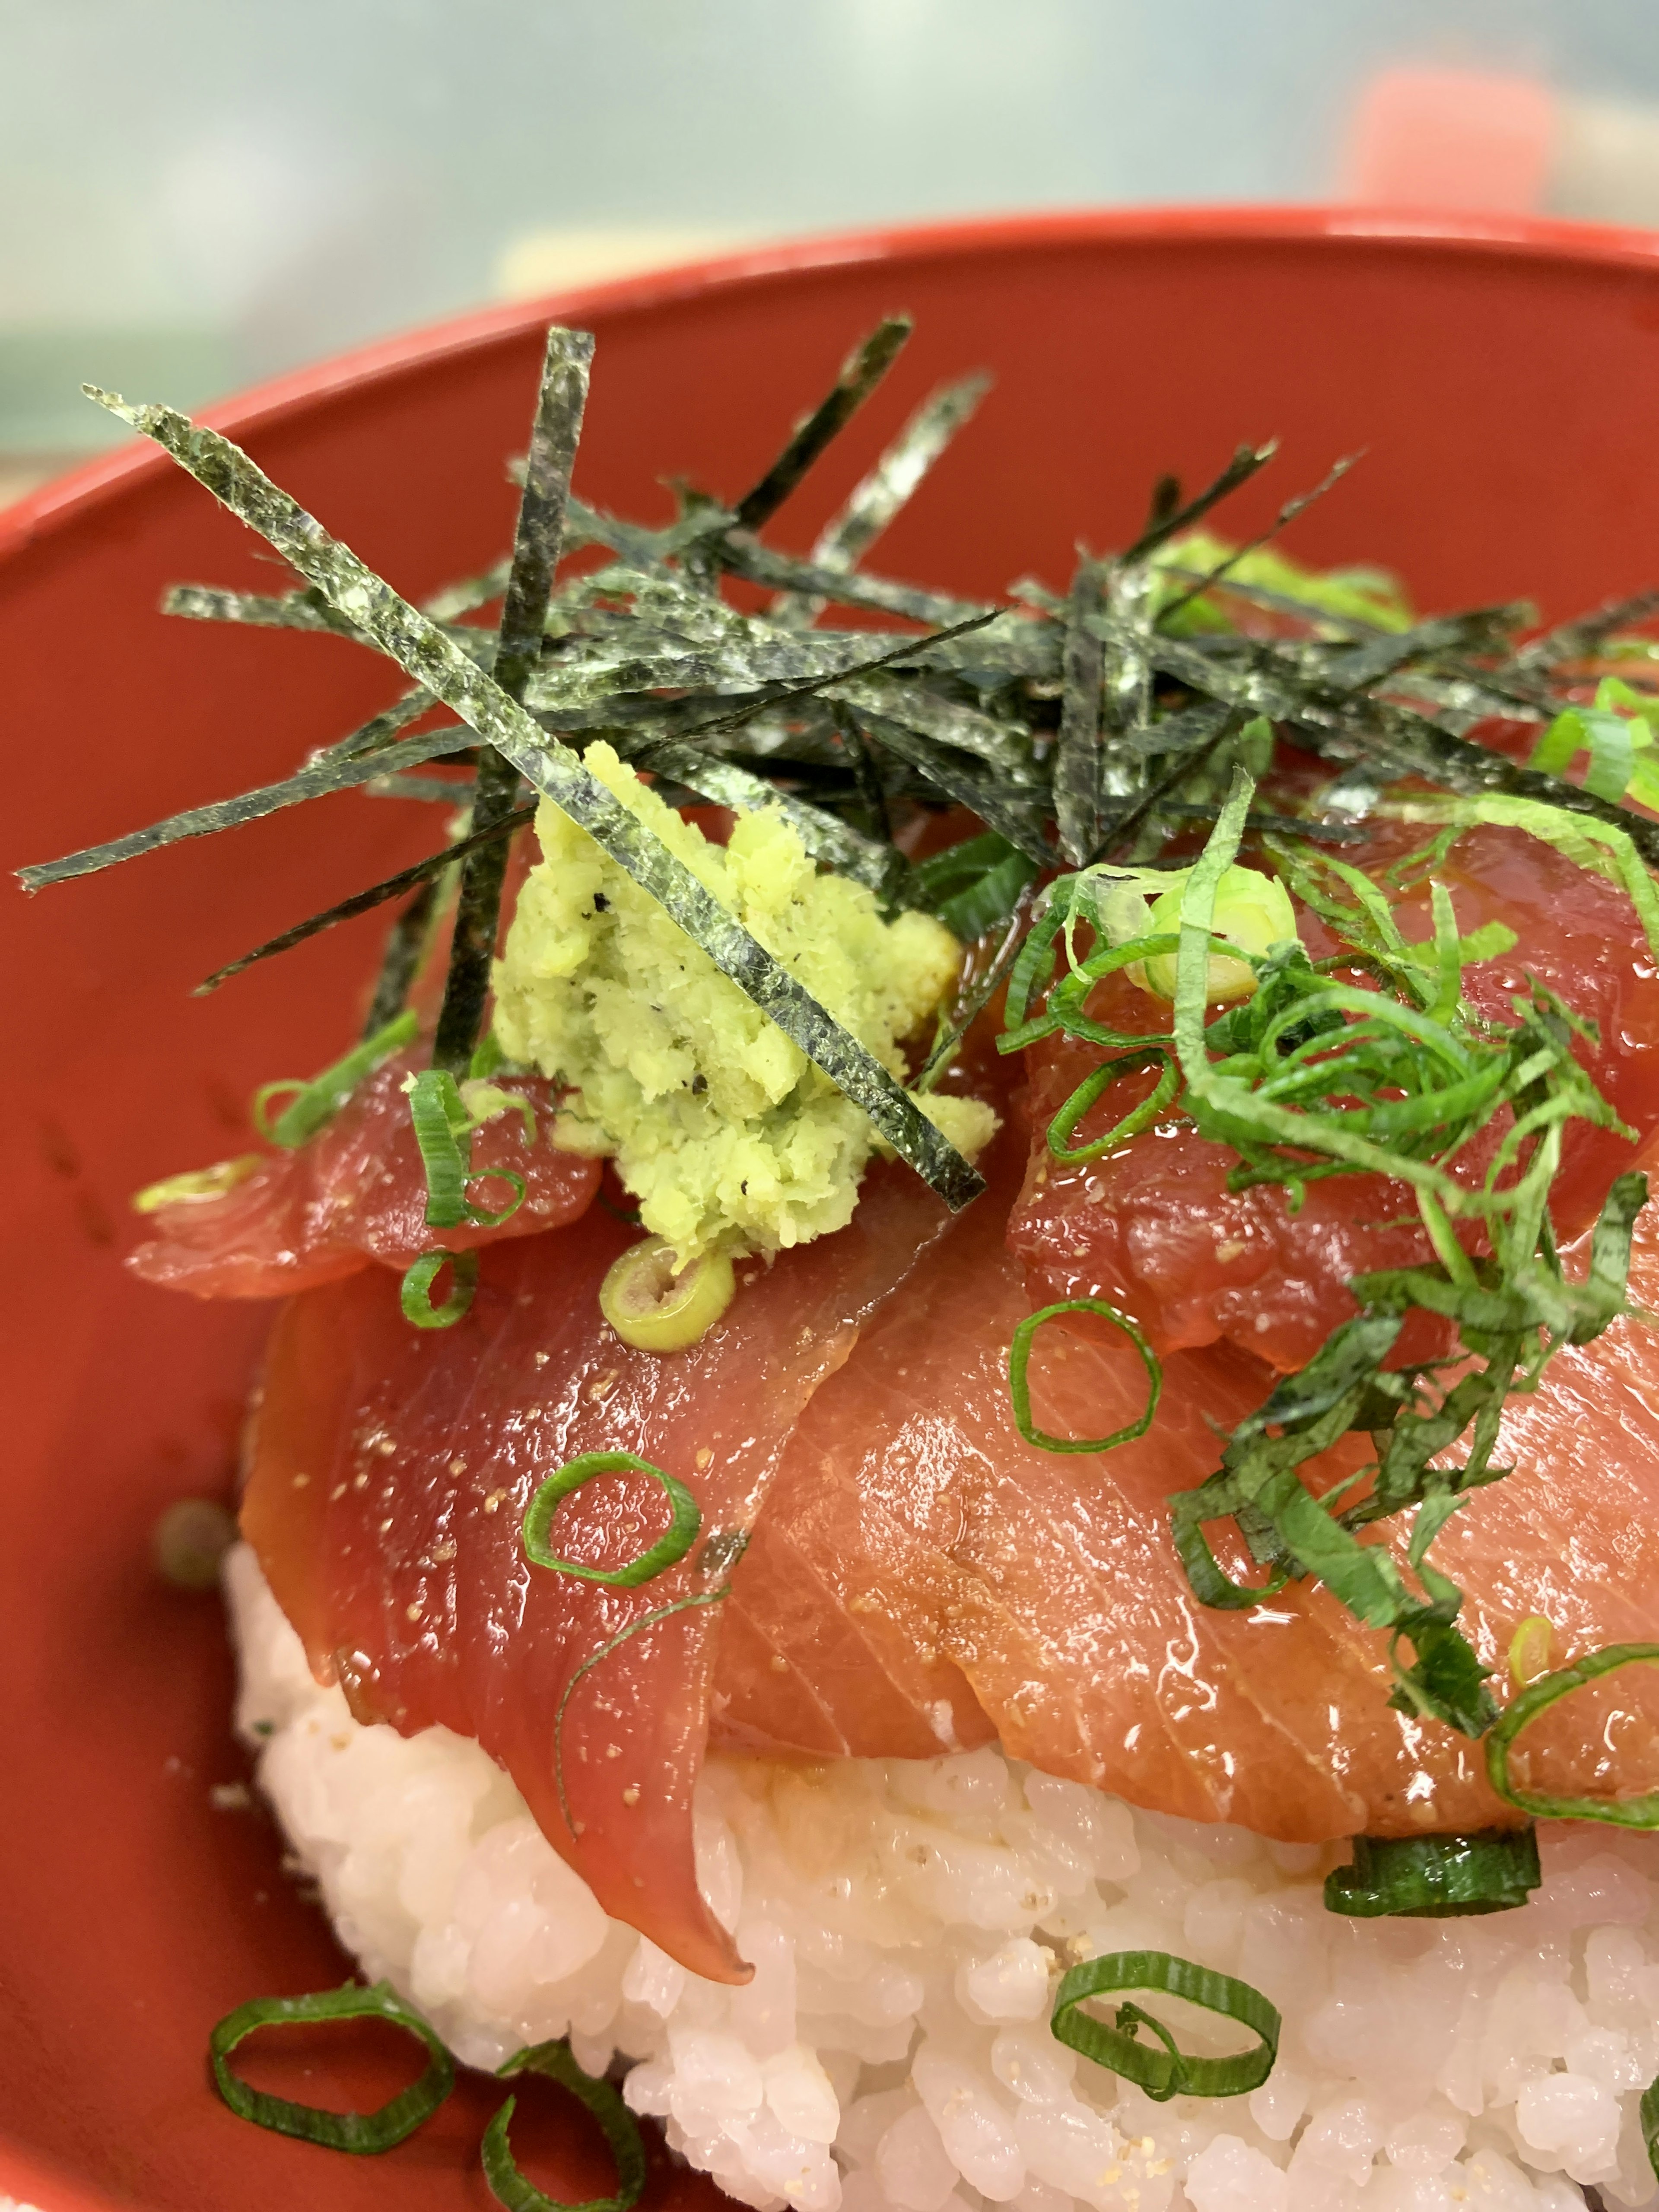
[674,613,1001,745]
[1055,559,1105,863]
[1123,698,1237,758]
[915,887,1035,1092]
[524,633,923,714]
[721,532,995,629]
[320,684,443,765]
[19,721,478,891]
[1510,588,1659,674]
[1328,607,1526,693]
[1154,452,1359,626]
[774,371,992,629]
[364,772,478,803]
[424,557,513,624]
[1158,563,1385,640]
[162,585,357,635]
[363,882,438,1037]
[830,702,892,845]
[435,326,594,1073]
[1100,561,1155,801]
[849,705,1051,865]
[1291,699,1659,871]
[732,317,912,532]
[199,804,536,994]
[1122,442,1278,563]
[636,742,905,899]
[835,671,1028,778]
[83,389,982,1211]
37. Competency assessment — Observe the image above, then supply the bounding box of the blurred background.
[9,0,1659,500]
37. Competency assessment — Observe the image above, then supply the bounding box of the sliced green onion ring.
[483,2037,648,2212]
[1051,1950,1279,2101]
[1048,1046,1181,1165]
[523,1452,700,1587]
[1009,1299,1162,1454]
[208,1980,454,2152]
[401,1248,479,1329]
[1486,1643,1659,1825]
[253,1008,418,1148]
[1323,1827,1541,1918]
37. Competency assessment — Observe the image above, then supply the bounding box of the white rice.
[226,1544,1659,2212]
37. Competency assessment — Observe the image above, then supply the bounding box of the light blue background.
[5,0,1658,446]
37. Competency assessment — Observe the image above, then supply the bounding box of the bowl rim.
[6,200,1659,572]
[10,194,1659,2212]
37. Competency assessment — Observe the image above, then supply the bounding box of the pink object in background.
[1343,66,1557,212]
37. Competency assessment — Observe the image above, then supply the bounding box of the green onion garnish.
[552,1585,734,1835]
[400,1248,479,1330]
[1008,1299,1162,1455]
[251,1008,417,1148]
[1485,1643,1659,1824]
[1643,2072,1659,2186]
[522,1452,701,1588]
[406,1067,527,1230]
[1047,1045,1181,1164]
[1323,1827,1541,1918]
[208,1980,454,2152]
[1050,1950,1279,2101]
[483,2037,648,2212]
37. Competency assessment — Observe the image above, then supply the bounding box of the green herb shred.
[1050,1951,1280,2100]
[208,1980,455,2152]
[483,2037,648,2212]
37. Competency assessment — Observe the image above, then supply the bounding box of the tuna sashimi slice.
[241,1162,953,1981]
[720,1129,1659,1838]
[130,1049,599,1299]
[1009,822,1659,1372]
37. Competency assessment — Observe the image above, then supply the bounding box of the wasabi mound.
[492,744,997,1259]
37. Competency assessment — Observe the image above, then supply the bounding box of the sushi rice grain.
[227,1546,1659,2212]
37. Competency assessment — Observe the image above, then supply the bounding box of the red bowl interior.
[8,204,1659,2212]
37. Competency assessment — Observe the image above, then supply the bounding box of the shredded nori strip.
[732,315,912,531]
[19,720,478,891]
[774,370,991,629]
[435,325,592,1074]
[1055,559,1105,864]
[362,880,438,1037]
[82,387,982,1212]
[198,804,535,993]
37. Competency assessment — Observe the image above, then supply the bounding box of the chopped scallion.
[1486,1643,1659,1825]
[483,2037,648,2212]
[208,1980,454,2152]
[1323,1827,1541,1918]
[252,1009,418,1149]
[1050,1950,1279,2100]
[1008,1299,1162,1454]
[522,1451,701,1588]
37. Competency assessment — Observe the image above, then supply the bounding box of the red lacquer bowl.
[7,205,1659,2212]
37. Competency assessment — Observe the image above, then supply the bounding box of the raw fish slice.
[720,1128,1659,1837]
[130,1049,598,1298]
[242,1162,953,1982]
[1009,823,1659,1371]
